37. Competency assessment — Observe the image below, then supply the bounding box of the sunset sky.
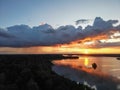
[0,0,120,54]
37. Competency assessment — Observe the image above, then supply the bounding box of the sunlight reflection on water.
[52,56,120,90]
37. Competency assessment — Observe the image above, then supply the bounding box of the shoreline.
[0,53,120,57]
[0,54,93,90]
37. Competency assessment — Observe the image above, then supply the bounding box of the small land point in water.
[92,63,97,69]
[117,57,120,60]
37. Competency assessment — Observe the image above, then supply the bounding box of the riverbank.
[0,54,93,90]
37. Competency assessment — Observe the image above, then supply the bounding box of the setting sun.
[84,49,89,54]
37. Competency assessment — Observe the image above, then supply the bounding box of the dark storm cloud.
[0,17,120,47]
[75,19,90,25]
[0,28,14,38]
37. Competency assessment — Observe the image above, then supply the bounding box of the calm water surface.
[52,56,120,90]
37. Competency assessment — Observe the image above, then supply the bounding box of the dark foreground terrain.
[0,54,93,90]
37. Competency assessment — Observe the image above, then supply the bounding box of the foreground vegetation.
[0,54,94,90]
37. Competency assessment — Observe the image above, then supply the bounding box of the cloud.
[93,17,118,30]
[75,19,90,25]
[78,17,120,40]
[0,17,120,47]
[0,28,14,38]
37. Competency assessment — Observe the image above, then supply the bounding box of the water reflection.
[85,57,89,66]
[52,56,120,90]
[53,57,98,73]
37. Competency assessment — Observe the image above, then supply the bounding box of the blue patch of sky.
[0,0,120,28]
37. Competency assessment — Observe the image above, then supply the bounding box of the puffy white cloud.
[0,17,120,47]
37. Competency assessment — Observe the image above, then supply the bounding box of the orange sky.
[0,46,120,54]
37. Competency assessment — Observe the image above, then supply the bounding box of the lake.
[52,56,120,90]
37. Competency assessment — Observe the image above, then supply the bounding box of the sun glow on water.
[84,58,89,66]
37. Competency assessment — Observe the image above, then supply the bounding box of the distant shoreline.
[0,54,120,57]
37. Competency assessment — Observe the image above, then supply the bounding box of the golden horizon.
[0,46,120,54]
